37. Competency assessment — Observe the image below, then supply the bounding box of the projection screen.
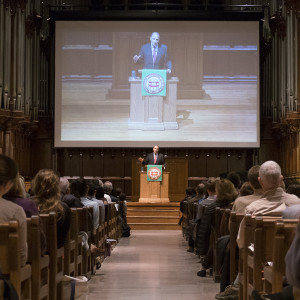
[55,21,260,148]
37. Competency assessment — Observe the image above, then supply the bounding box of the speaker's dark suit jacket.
[137,43,172,70]
[142,153,165,165]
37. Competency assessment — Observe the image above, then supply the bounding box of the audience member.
[60,177,83,208]
[286,184,300,198]
[238,181,253,197]
[103,181,113,203]
[0,154,27,266]
[179,186,196,232]
[95,186,107,203]
[284,179,300,191]
[283,202,300,219]
[103,181,118,203]
[4,173,39,217]
[226,172,241,192]
[198,180,217,209]
[244,161,300,216]
[69,178,100,232]
[196,179,238,277]
[32,169,71,249]
[87,179,105,225]
[237,170,249,187]
[186,183,206,252]
[219,162,300,300]
[232,165,263,213]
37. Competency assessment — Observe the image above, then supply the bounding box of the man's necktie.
[154,154,157,164]
[153,47,157,64]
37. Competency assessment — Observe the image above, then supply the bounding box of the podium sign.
[142,69,167,96]
[147,165,162,182]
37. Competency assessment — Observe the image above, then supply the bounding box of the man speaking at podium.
[133,32,172,73]
[138,145,165,166]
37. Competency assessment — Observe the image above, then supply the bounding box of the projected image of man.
[133,32,172,73]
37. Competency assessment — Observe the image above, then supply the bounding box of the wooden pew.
[238,214,253,300]
[0,280,4,300]
[40,212,64,300]
[64,208,78,277]
[97,205,106,249]
[111,204,117,240]
[105,204,111,238]
[181,201,188,237]
[229,212,244,283]
[70,208,83,277]
[245,216,283,300]
[0,220,32,299]
[212,207,229,282]
[263,219,298,294]
[27,216,50,300]
[77,207,93,279]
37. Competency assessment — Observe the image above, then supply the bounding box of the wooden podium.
[128,77,179,130]
[139,171,170,203]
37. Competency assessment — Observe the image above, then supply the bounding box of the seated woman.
[0,154,27,266]
[31,169,71,249]
[4,173,39,217]
[196,179,238,277]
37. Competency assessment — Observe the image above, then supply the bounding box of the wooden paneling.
[31,139,53,176]
[167,157,188,202]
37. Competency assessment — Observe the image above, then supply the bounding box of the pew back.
[263,219,298,294]
[40,212,64,300]
[0,220,31,299]
[27,216,50,300]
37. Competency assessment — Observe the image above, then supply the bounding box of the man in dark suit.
[133,32,172,73]
[138,145,165,166]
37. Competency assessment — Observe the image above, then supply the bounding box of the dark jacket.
[136,43,172,70]
[62,194,83,208]
[195,200,230,256]
[142,153,165,165]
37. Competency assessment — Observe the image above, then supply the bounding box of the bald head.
[150,32,160,47]
[258,161,282,191]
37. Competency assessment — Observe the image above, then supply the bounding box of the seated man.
[216,161,300,300]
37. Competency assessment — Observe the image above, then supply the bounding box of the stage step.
[127,216,179,223]
[129,223,181,230]
[126,202,181,230]
[127,210,179,217]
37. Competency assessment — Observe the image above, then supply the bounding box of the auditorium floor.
[79,230,220,300]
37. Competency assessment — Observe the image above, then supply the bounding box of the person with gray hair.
[244,161,300,216]
[222,163,300,300]
[103,181,112,203]
[103,181,118,203]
